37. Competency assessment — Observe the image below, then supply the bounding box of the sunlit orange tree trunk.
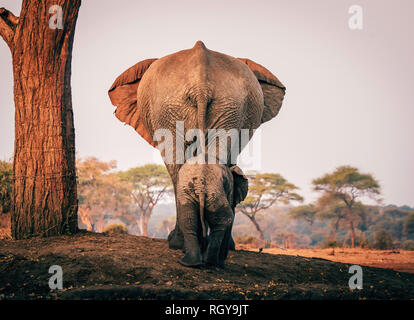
[0,1,81,239]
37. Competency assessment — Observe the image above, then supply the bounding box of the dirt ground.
[253,247,414,274]
[0,231,413,300]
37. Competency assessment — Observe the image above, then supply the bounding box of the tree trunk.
[342,231,351,248]
[331,217,341,242]
[141,213,151,237]
[0,1,81,239]
[347,207,356,248]
[136,218,142,235]
[246,214,265,243]
[138,216,149,237]
[78,207,93,231]
[349,218,356,248]
[140,217,146,237]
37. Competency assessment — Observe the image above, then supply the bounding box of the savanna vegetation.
[1,1,413,301]
[2,157,414,301]
[2,158,412,251]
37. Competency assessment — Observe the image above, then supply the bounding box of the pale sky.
[0,0,413,207]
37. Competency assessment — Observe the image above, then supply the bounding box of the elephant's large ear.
[108,58,158,147]
[238,58,286,123]
[230,165,248,206]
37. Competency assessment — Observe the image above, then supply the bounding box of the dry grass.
[242,246,414,274]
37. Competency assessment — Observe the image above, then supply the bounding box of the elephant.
[108,41,286,251]
[176,156,248,267]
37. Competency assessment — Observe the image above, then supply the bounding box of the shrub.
[402,240,414,251]
[373,229,393,250]
[325,240,338,248]
[359,238,370,249]
[103,223,128,235]
[234,234,259,247]
[404,214,414,236]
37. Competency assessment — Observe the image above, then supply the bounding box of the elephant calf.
[176,157,247,267]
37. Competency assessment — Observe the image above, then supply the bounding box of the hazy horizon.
[1,0,413,207]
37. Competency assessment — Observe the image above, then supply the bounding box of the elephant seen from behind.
[108,41,285,266]
[176,156,248,267]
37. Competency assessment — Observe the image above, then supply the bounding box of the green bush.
[359,238,370,248]
[402,240,414,251]
[373,229,393,250]
[103,223,128,235]
[404,214,414,236]
[325,240,338,248]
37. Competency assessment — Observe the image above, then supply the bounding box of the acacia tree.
[312,166,381,248]
[77,157,134,232]
[289,200,349,245]
[0,1,81,239]
[119,164,172,237]
[237,172,303,242]
[289,204,331,241]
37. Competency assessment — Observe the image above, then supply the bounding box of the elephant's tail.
[197,97,208,239]
[197,97,207,158]
[199,191,207,238]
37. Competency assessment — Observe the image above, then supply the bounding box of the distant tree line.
[1,158,413,250]
[76,157,172,236]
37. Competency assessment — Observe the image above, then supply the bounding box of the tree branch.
[0,7,18,48]
[307,221,331,238]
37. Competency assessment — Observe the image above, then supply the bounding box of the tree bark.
[346,206,356,248]
[78,207,93,231]
[349,217,356,248]
[141,216,148,237]
[246,214,265,243]
[141,211,152,237]
[0,1,80,239]
[331,217,340,241]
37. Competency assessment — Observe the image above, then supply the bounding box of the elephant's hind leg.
[178,203,203,267]
[206,207,234,268]
[168,228,184,250]
[205,228,226,267]
[218,226,232,267]
[168,166,185,250]
[180,233,203,267]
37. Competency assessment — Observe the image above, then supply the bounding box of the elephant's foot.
[228,236,236,251]
[205,250,221,268]
[168,228,184,250]
[179,233,203,268]
[179,253,203,268]
[205,229,227,268]
[205,252,225,268]
[206,259,224,269]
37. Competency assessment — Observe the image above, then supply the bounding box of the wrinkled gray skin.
[176,159,235,267]
[108,41,286,261]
